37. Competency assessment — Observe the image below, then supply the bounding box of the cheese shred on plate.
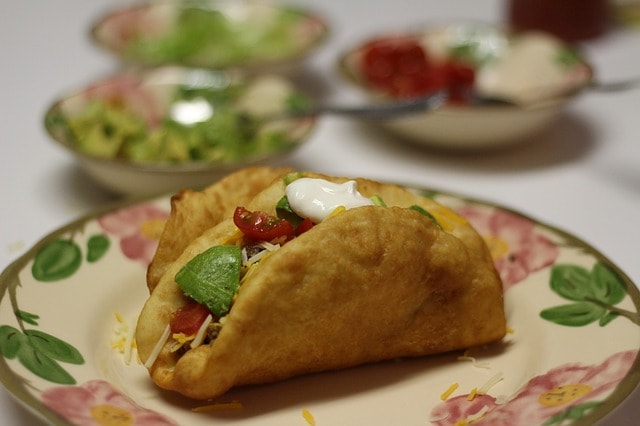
[440,382,459,400]
[467,387,479,401]
[477,372,504,395]
[302,408,316,426]
[466,404,490,422]
[457,354,491,369]
[111,312,136,365]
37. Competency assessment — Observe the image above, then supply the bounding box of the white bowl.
[44,67,316,196]
[90,0,329,74]
[338,22,594,150]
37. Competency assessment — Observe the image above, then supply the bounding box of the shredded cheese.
[428,412,449,422]
[477,372,504,395]
[329,205,346,217]
[169,333,195,353]
[506,326,515,334]
[466,405,490,422]
[192,400,243,413]
[302,408,316,425]
[144,324,171,369]
[467,387,478,401]
[244,249,269,265]
[440,382,459,400]
[123,324,135,365]
[191,314,213,348]
[457,355,491,369]
[111,312,137,365]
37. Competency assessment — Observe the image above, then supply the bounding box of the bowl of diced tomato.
[338,22,594,150]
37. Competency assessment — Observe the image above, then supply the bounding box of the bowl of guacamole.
[90,0,329,73]
[44,67,317,195]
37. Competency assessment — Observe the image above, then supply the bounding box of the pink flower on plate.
[41,379,178,426]
[98,203,168,267]
[457,205,559,291]
[430,350,637,426]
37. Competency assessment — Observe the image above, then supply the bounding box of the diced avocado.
[174,245,242,316]
[68,101,146,158]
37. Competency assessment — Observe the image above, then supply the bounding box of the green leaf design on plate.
[32,239,82,282]
[0,325,83,385]
[16,345,76,385]
[543,400,602,425]
[86,234,110,263]
[540,302,606,326]
[541,262,640,327]
[16,310,40,326]
[549,264,593,301]
[24,330,84,364]
[591,262,627,304]
[0,325,29,359]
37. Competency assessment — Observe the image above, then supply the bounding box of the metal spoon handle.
[285,90,447,121]
[590,76,640,93]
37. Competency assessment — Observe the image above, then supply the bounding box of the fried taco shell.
[136,172,506,400]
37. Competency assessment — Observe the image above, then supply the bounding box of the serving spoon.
[272,89,449,121]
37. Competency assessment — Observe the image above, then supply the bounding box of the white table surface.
[1,1,639,424]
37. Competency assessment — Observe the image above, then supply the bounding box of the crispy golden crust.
[146,166,293,292]
[136,171,506,400]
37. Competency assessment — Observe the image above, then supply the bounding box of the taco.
[135,170,506,400]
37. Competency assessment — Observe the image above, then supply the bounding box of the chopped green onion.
[409,205,443,229]
[370,195,387,207]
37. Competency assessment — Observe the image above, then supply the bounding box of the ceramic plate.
[1,185,638,426]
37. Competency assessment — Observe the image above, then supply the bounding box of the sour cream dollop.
[285,178,374,223]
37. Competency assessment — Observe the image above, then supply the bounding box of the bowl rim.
[89,0,331,70]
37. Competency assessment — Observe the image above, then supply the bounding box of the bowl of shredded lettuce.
[90,0,329,73]
[44,67,316,196]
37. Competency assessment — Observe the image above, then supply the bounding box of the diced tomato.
[441,60,475,104]
[360,37,476,103]
[295,217,314,236]
[362,37,431,99]
[233,206,295,242]
[170,302,211,335]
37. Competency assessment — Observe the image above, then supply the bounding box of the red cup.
[506,0,611,41]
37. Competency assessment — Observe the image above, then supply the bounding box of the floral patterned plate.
[0,185,638,426]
